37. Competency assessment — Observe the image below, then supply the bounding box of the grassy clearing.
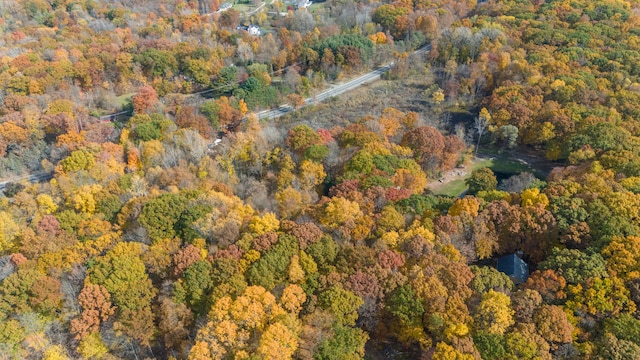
[430,155,536,197]
[116,93,134,108]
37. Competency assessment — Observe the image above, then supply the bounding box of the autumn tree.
[132,86,159,114]
[466,168,498,194]
[474,290,514,335]
[70,284,115,340]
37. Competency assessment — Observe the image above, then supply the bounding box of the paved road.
[0,45,431,188]
[255,44,432,120]
[0,171,53,191]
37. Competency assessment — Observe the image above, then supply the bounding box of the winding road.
[0,44,431,190]
[255,44,431,120]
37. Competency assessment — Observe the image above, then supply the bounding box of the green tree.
[466,168,498,194]
[538,248,607,285]
[473,332,506,360]
[386,284,424,328]
[318,286,363,326]
[138,193,189,242]
[314,324,368,360]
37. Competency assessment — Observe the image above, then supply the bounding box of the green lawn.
[430,155,536,197]
[116,93,134,108]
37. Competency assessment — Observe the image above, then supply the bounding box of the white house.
[247,25,261,36]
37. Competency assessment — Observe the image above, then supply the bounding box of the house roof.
[496,253,529,283]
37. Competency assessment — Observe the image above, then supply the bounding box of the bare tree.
[474,115,488,157]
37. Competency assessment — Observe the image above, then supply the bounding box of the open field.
[429,155,539,197]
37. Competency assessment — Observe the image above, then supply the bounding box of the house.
[496,253,529,284]
[247,25,261,36]
[287,0,312,9]
[236,25,261,36]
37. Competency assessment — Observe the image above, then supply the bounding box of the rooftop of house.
[496,253,529,284]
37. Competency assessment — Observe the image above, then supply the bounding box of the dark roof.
[496,253,529,283]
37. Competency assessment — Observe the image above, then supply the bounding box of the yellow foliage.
[195,286,289,360]
[400,222,435,243]
[299,160,326,189]
[249,212,280,235]
[432,342,475,360]
[392,168,428,194]
[321,197,362,228]
[275,187,306,219]
[440,243,462,262]
[352,215,374,242]
[448,197,481,217]
[368,32,387,45]
[257,322,298,360]
[141,139,163,166]
[43,345,70,360]
[521,187,549,208]
[280,284,307,314]
[432,89,445,104]
[238,99,248,114]
[0,121,30,144]
[621,177,640,193]
[474,290,514,335]
[479,107,492,123]
[36,194,58,214]
[77,333,108,359]
[603,236,640,281]
[70,185,102,214]
[239,249,261,271]
[46,99,74,116]
[443,323,469,341]
[56,131,86,150]
[288,255,305,283]
[381,231,400,248]
[0,211,20,252]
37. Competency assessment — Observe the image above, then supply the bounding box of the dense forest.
[3,0,640,359]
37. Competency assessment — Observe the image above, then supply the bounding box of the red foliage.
[385,187,411,202]
[525,269,567,303]
[316,128,334,144]
[290,223,323,250]
[377,250,405,271]
[173,245,202,276]
[175,106,214,139]
[212,244,243,260]
[346,270,382,299]
[253,232,279,252]
[10,253,27,266]
[329,179,361,199]
[132,86,159,114]
[36,215,62,237]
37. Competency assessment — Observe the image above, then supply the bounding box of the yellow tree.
[257,322,298,360]
[603,236,640,281]
[474,290,514,335]
[320,197,362,229]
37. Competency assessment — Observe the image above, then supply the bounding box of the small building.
[247,25,261,36]
[496,253,529,284]
[236,25,261,36]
